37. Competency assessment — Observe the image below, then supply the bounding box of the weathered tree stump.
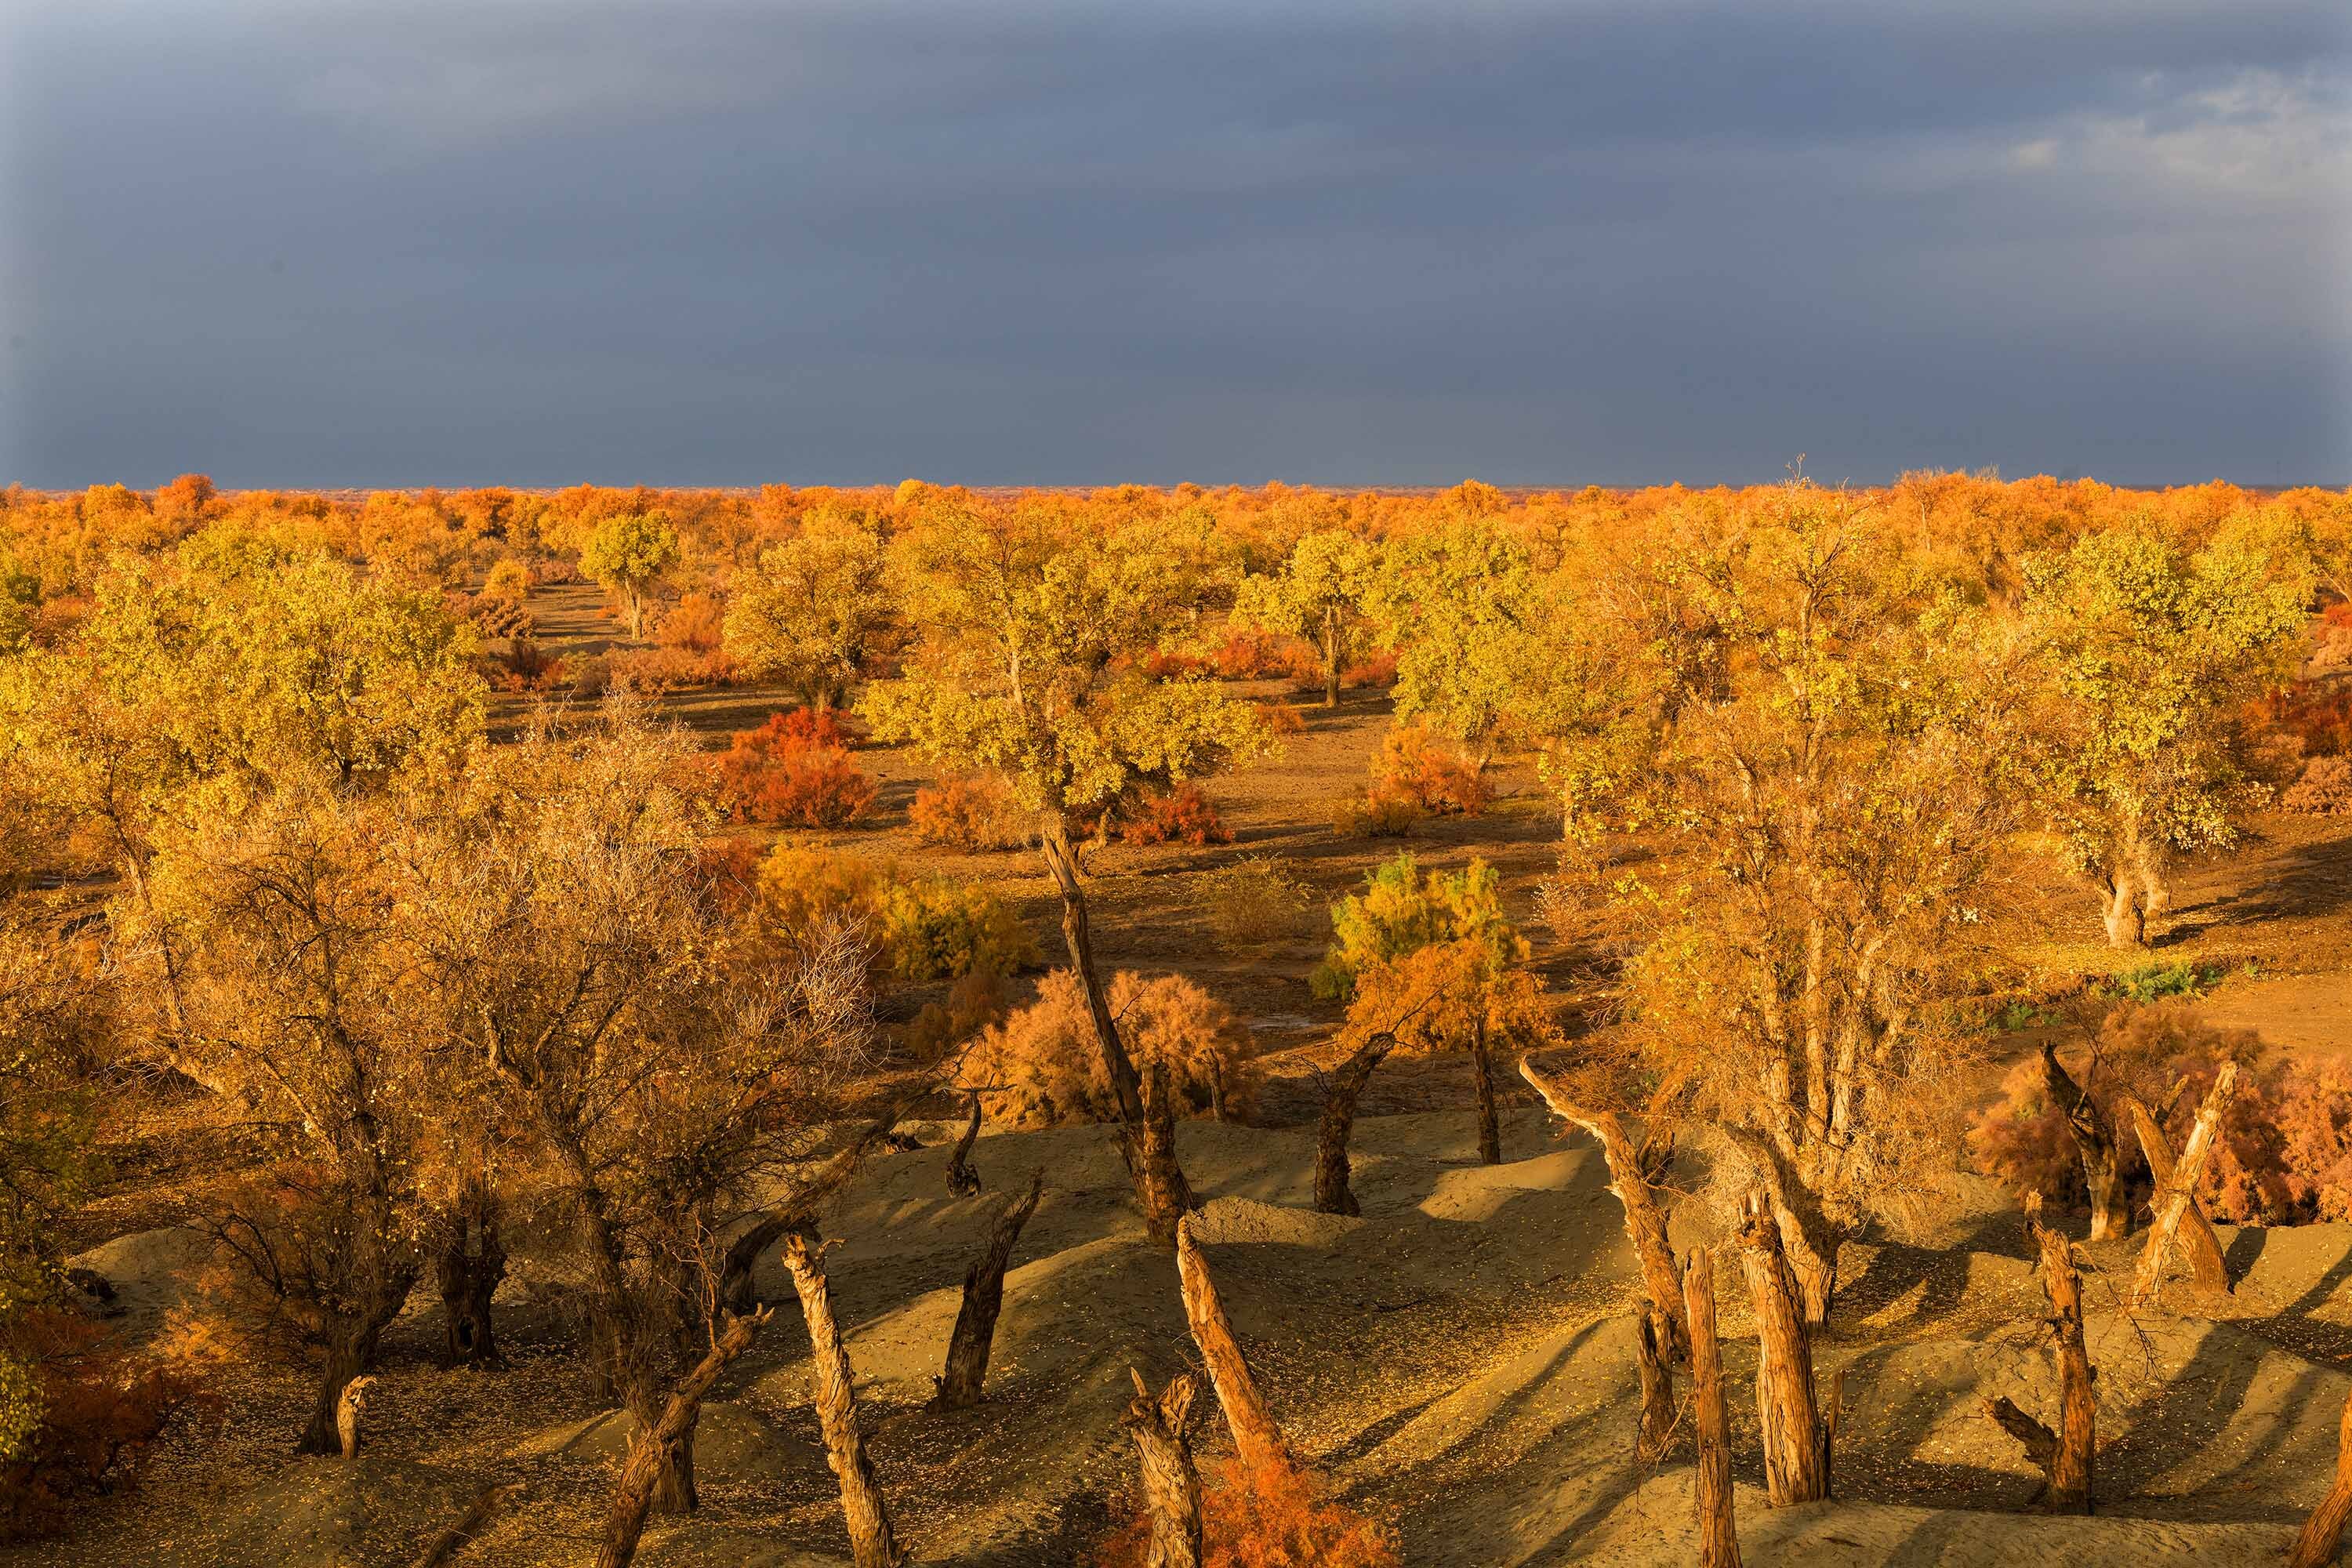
[2042,1042,2126,1243]
[1520,1061,1689,1361]
[1315,1032,1397,1217]
[1122,1368,1204,1568]
[2131,1062,2238,1312]
[409,1480,527,1568]
[2114,1088,2230,1294]
[934,1168,1044,1409]
[1682,1249,1740,1568]
[1174,1212,1295,1478]
[2289,1385,2352,1568]
[946,1091,985,1199]
[784,1231,905,1568]
[1470,1018,1502,1167]
[1735,1192,1829,1505]
[595,1307,772,1568]
[336,1374,376,1461]
[436,1182,506,1367]
[1980,1195,2094,1512]
[1633,1308,1677,1465]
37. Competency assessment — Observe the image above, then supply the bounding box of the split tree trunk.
[2102,874,2148,949]
[437,1183,506,1367]
[1980,1196,2094,1512]
[2289,1385,2352,1568]
[1040,818,1194,1247]
[298,1299,406,1455]
[1633,1309,1676,1465]
[1520,1061,1688,1361]
[409,1481,527,1568]
[1471,1022,1502,1167]
[1174,1213,1294,1478]
[1682,1249,1740,1568]
[622,1379,698,1515]
[2042,1043,2126,1243]
[935,1170,1044,1409]
[1314,1033,1396,1216]
[2116,1089,2230,1294]
[594,1308,771,1568]
[946,1091,985,1200]
[1735,1193,1830,1505]
[1123,1369,1205,1568]
[783,1231,904,1568]
[336,1375,374,1460]
[2132,1063,2239,1312]
[1719,1127,1839,1326]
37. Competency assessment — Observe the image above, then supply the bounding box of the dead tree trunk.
[1123,1368,1205,1568]
[2131,1062,2238,1312]
[1718,1126,1839,1326]
[2115,1089,2230,1294]
[946,1091,985,1199]
[1633,1308,1676,1465]
[1315,1033,1396,1216]
[1682,1249,1740,1568]
[783,1230,904,1568]
[2041,1042,2126,1243]
[1040,818,1193,1247]
[1980,1196,2094,1512]
[437,1181,506,1367]
[1471,1019,1502,1167]
[409,1481,527,1568]
[1736,1192,1829,1506]
[336,1374,376,1460]
[297,1297,406,1456]
[594,1308,771,1568]
[2100,873,2148,950]
[2289,1385,2352,1568]
[934,1169,1044,1409]
[1520,1061,1688,1361]
[1174,1212,1294,1478]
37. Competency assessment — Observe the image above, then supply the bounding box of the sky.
[2,0,2348,489]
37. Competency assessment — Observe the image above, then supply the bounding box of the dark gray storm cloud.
[3,0,2347,486]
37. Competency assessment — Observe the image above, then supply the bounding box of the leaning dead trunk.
[594,1308,772,1568]
[1718,1126,1838,1325]
[1735,1192,1829,1505]
[410,1481,527,1568]
[1039,818,1193,1247]
[935,1170,1044,1409]
[297,1299,405,1455]
[1315,1033,1396,1216]
[2115,1088,2230,1294]
[1123,1368,1205,1568]
[2131,1063,2238,1312]
[1174,1213,1294,1478]
[784,1230,904,1568]
[2289,1385,2352,1568]
[946,1091,985,1199]
[437,1182,506,1367]
[1520,1061,1688,1361]
[1682,1249,1740,1568]
[1471,1019,1502,1167]
[2041,1042,2125,1243]
[1980,1196,2095,1512]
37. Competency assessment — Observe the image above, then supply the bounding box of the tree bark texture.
[1174,1213,1295,1479]
[783,1231,905,1568]
[2102,874,2148,950]
[2041,1042,2126,1243]
[935,1169,1044,1409]
[2115,1089,2230,1294]
[1682,1250,1741,1568]
[437,1182,506,1367]
[1314,1033,1396,1216]
[297,1301,405,1456]
[1520,1061,1689,1361]
[335,1374,375,1460]
[2290,1385,2352,1568]
[1123,1368,1205,1568]
[593,1308,771,1568]
[2131,1063,2238,1312]
[1634,1308,1677,1465]
[1471,1022,1502,1167]
[1736,1193,1830,1506]
[946,1091,985,1199]
[1980,1198,2095,1512]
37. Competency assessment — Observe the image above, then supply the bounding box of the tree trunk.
[1735,1193,1829,1506]
[1980,1196,2094,1512]
[298,1305,401,1455]
[1122,1369,1204,1568]
[1173,1213,1294,1478]
[783,1231,904,1568]
[1682,1250,1740,1568]
[1634,1308,1676,1465]
[946,1091,984,1200]
[1314,1034,1395,1216]
[2101,875,2147,949]
[1719,1127,1838,1326]
[2132,1063,2239,1312]
[437,1184,506,1367]
[409,1481,526,1568]
[2042,1042,2126,1243]
[594,1308,771,1568]
[1519,1062,1688,1361]
[2290,1385,2352,1568]
[2115,1090,2230,1294]
[1322,605,1341,709]
[336,1374,375,1460]
[1471,1022,1501,1167]
[935,1170,1044,1409]
[1039,818,1193,1247]
[625,1379,698,1515]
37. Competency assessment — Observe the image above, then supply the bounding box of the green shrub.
[1194,857,1316,946]
[876,878,1040,982]
[1310,853,1525,1001]
[2105,960,2230,1004]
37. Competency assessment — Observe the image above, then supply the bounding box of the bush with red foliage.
[657,591,727,653]
[909,772,1033,852]
[1374,724,1489,816]
[714,709,877,828]
[1120,784,1231,847]
[1092,1457,1399,1568]
[1142,649,1215,681]
[0,1308,219,1541]
[1255,702,1308,737]
[1339,650,1399,689]
[2283,754,2352,815]
[2253,680,2352,758]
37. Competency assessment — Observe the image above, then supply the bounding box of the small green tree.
[1232,529,1381,706]
[582,511,682,640]
[723,511,900,710]
[1311,853,1523,1001]
[2024,521,2309,947]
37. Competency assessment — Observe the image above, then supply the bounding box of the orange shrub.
[657,590,727,652]
[0,1309,219,1541]
[1255,701,1308,737]
[910,772,1033,852]
[610,644,732,693]
[960,968,1257,1128]
[1142,648,1214,681]
[2254,681,2352,757]
[1093,1457,1399,1568]
[1120,784,1230,847]
[715,710,877,827]
[1374,724,1488,815]
[1340,650,1398,688]
[2283,754,2352,815]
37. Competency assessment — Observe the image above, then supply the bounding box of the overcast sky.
[3,0,2348,489]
